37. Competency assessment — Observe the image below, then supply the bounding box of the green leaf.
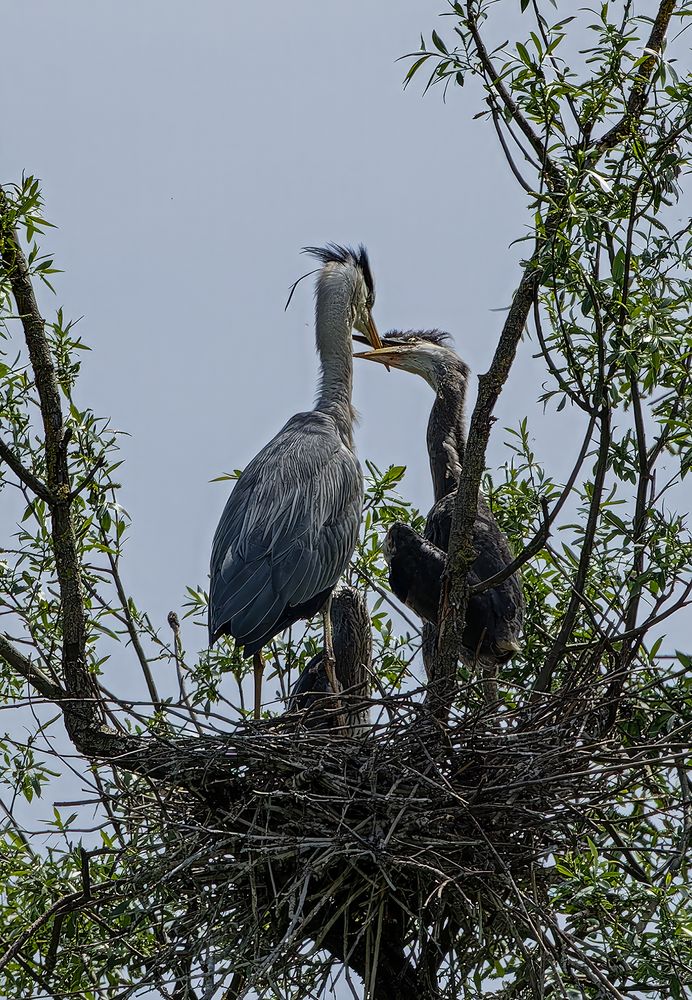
[516,41,532,66]
[431,30,447,54]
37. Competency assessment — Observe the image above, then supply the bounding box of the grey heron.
[355,330,523,690]
[209,245,382,719]
[287,584,372,736]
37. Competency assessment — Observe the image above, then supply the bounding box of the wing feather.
[209,411,363,649]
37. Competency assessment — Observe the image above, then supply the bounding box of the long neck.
[426,367,467,502]
[314,268,356,446]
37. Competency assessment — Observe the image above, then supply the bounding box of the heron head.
[301,243,382,350]
[354,329,465,389]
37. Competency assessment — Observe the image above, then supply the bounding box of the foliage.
[0,2,691,998]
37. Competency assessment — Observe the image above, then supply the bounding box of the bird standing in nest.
[209,245,382,719]
[287,584,372,736]
[355,330,524,698]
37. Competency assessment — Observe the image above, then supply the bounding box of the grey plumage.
[355,329,524,676]
[288,584,372,735]
[209,246,380,676]
[209,414,363,653]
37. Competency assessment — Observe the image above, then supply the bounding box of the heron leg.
[322,595,339,695]
[474,629,498,707]
[322,597,346,732]
[481,660,498,707]
[252,651,264,720]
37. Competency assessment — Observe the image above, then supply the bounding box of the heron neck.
[314,273,356,446]
[427,370,467,502]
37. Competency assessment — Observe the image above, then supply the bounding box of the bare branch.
[487,100,536,195]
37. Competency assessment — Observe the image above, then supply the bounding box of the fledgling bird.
[208,245,382,718]
[355,330,523,693]
[287,584,372,736]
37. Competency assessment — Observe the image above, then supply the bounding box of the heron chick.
[209,245,382,719]
[355,330,524,690]
[288,584,372,736]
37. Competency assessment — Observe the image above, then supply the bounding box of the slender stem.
[487,100,536,194]
[535,405,612,693]
[106,547,161,707]
[473,410,597,595]
[465,0,560,187]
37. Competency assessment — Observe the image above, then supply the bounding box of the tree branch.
[594,1,678,155]
[105,548,161,707]
[428,259,542,719]
[0,437,53,503]
[487,99,536,195]
[534,405,612,694]
[465,1,562,189]
[0,183,104,743]
[0,632,64,702]
[472,406,597,596]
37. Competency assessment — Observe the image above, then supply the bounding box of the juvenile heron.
[355,330,523,686]
[287,584,372,736]
[209,245,382,718]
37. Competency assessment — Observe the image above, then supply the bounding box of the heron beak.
[353,346,403,369]
[364,311,384,352]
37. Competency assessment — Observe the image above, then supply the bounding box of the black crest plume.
[286,243,374,311]
[303,244,374,298]
[384,329,451,347]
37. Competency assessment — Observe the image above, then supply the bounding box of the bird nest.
[111,680,621,995]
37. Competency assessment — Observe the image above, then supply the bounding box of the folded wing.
[209,412,363,654]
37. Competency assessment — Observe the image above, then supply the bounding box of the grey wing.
[209,413,363,650]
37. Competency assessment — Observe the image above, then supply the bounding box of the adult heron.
[209,245,382,718]
[355,330,523,689]
[287,584,372,736]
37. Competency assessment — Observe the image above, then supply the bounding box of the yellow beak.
[353,345,402,368]
[363,311,384,352]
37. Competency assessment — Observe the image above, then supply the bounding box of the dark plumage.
[384,523,445,628]
[355,329,524,676]
[385,515,524,666]
[288,584,372,735]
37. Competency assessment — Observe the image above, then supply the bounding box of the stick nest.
[113,683,621,994]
